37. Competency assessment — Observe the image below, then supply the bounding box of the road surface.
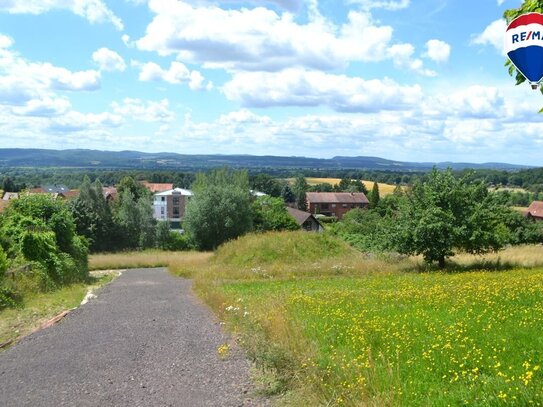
[0,268,265,406]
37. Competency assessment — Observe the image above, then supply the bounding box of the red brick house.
[306,192,369,220]
[526,201,543,221]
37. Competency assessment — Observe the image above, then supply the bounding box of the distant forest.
[2,166,543,195]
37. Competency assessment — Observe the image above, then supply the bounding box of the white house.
[153,188,193,229]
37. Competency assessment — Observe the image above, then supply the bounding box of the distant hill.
[0,148,532,171]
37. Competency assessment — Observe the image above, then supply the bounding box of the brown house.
[526,201,543,221]
[286,207,324,232]
[306,192,369,220]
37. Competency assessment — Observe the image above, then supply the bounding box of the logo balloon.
[504,12,543,89]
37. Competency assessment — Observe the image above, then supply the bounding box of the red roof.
[306,192,369,204]
[140,181,174,193]
[527,201,543,219]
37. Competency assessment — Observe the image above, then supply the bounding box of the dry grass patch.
[89,250,212,277]
[452,245,543,269]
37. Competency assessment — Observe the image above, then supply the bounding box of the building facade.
[153,188,193,229]
[306,192,369,220]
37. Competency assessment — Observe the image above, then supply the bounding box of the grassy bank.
[90,236,543,405]
[0,274,115,347]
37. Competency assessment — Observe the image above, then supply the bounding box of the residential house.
[526,201,543,221]
[286,207,324,232]
[102,187,118,203]
[306,192,369,220]
[153,188,193,229]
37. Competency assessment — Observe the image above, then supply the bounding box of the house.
[286,207,324,232]
[526,201,543,221]
[153,188,193,229]
[140,181,174,193]
[306,192,369,220]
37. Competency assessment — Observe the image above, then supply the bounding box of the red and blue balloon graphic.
[505,12,543,89]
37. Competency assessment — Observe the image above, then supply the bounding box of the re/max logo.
[512,31,542,43]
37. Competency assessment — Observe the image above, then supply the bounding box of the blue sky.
[0,0,540,165]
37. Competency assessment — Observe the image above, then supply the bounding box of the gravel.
[0,268,267,407]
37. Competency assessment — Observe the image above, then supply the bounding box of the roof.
[2,192,19,201]
[140,181,174,193]
[41,185,70,194]
[154,188,193,197]
[286,207,313,225]
[306,192,369,204]
[250,190,267,197]
[527,201,543,218]
[62,190,80,199]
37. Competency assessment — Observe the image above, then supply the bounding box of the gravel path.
[0,268,266,407]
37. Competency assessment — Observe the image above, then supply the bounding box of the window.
[322,204,329,210]
[342,204,348,208]
[331,204,336,208]
[173,207,180,218]
[161,207,164,215]
[161,196,165,202]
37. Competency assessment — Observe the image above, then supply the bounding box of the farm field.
[287,178,401,196]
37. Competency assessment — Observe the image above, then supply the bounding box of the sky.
[0,0,541,165]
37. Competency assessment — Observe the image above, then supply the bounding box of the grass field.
[287,178,401,196]
[91,236,543,406]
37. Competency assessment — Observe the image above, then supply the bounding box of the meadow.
[89,234,543,406]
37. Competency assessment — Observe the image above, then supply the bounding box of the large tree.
[184,168,253,250]
[394,169,511,268]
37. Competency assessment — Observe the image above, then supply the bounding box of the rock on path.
[0,268,265,407]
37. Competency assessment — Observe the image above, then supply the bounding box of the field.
[90,236,543,406]
[287,178,401,196]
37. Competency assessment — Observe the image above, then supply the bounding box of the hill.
[0,148,531,171]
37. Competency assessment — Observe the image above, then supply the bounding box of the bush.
[165,232,195,251]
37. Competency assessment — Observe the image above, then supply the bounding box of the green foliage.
[250,173,283,197]
[164,232,195,251]
[252,196,299,232]
[330,208,393,252]
[71,177,114,252]
[0,194,89,295]
[155,221,172,249]
[369,182,380,209]
[335,178,368,194]
[185,168,253,250]
[116,176,149,201]
[394,169,511,267]
[308,183,334,192]
[292,174,309,210]
[280,184,295,204]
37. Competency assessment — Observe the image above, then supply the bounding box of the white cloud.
[347,0,410,10]
[472,19,506,53]
[136,0,428,74]
[222,68,423,112]
[12,97,71,117]
[137,61,211,90]
[111,98,175,122]
[0,0,123,30]
[425,39,451,63]
[47,111,123,133]
[92,48,126,72]
[0,34,13,49]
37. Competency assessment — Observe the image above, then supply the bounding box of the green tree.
[155,221,172,249]
[117,176,148,201]
[394,169,510,268]
[281,184,296,204]
[369,182,380,209]
[250,174,283,197]
[70,177,113,252]
[184,168,253,250]
[252,196,299,232]
[293,174,308,210]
